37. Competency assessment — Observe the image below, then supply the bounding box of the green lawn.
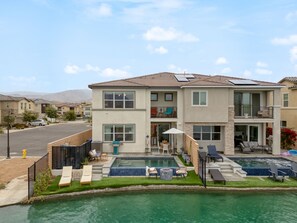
[41,171,297,196]
[0,184,4,190]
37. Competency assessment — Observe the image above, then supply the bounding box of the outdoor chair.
[146,166,158,178]
[239,142,252,154]
[209,169,226,185]
[163,143,169,154]
[80,165,92,185]
[163,107,174,117]
[268,163,285,182]
[59,166,73,188]
[291,162,297,178]
[207,145,223,162]
[176,167,187,178]
[151,107,158,118]
[89,149,101,161]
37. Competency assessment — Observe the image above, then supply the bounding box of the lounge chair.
[209,169,226,184]
[291,162,297,178]
[163,107,173,117]
[176,167,187,178]
[268,163,285,182]
[146,166,158,178]
[80,165,92,185]
[207,145,223,162]
[239,142,252,154]
[59,166,72,188]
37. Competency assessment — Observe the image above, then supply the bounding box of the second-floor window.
[193,126,221,140]
[104,91,134,109]
[192,91,207,106]
[283,93,288,107]
[21,103,23,110]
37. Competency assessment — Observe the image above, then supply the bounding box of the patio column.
[272,89,281,155]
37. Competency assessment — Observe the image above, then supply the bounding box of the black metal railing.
[150,106,177,118]
[198,151,207,188]
[234,105,273,119]
[28,153,49,200]
[52,139,92,169]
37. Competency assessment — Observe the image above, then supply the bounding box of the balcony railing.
[151,106,177,118]
[234,105,273,119]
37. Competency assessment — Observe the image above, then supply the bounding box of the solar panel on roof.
[175,74,189,82]
[229,79,258,85]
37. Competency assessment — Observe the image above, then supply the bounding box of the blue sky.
[0,0,297,93]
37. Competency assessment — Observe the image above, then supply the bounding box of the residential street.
[0,121,91,157]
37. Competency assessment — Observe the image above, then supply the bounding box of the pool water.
[229,157,291,168]
[1,191,297,223]
[111,157,179,168]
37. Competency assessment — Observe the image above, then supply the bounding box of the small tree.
[45,106,58,119]
[4,115,15,129]
[22,110,38,123]
[63,110,76,121]
[266,127,297,150]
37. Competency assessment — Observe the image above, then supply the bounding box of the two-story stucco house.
[279,77,297,131]
[89,72,282,155]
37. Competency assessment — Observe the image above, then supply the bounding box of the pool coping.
[26,185,297,204]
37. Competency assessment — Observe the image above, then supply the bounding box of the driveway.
[0,122,91,157]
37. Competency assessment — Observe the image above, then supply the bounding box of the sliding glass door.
[234,92,260,117]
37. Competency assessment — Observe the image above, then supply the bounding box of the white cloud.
[85,3,112,17]
[256,61,268,67]
[215,57,228,65]
[146,45,168,54]
[242,70,252,78]
[85,64,100,72]
[101,68,130,78]
[143,26,199,42]
[64,65,81,74]
[221,67,232,74]
[271,34,297,45]
[286,11,297,21]
[167,64,187,73]
[290,46,297,62]
[255,68,272,75]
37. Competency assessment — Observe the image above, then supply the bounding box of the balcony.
[151,106,177,118]
[234,105,273,119]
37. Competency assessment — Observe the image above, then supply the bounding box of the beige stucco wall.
[183,88,230,123]
[47,129,92,169]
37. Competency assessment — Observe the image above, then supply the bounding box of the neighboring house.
[278,77,297,130]
[82,103,92,118]
[33,99,53,118]
[89,72,282,155]
[55,103,83,117]
[0,94,35,124]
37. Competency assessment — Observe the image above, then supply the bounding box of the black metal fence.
[52,139,92,169]
[28,153,49,199]
[198,151,207,188]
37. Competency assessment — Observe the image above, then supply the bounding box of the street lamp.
[4,109,14,159]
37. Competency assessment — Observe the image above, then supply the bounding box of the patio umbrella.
[162,128,184,153]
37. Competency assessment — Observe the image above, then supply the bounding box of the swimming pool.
[228,157,293,176]
[1,191,297,222]
[110,157,179,176]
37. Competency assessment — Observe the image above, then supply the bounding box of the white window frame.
[193,125,221,141]
[104,91,135,109]
[103,124,135,142]
[282,93,288,107]
[192,90,208,106]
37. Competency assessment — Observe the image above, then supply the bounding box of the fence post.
[33,161,36,181]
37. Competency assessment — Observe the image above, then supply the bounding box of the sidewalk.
[0,156,39,207]
[0,175,27,207]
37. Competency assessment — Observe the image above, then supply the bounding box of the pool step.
[92,164,103,181]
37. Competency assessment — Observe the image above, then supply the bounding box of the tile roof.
[88,72,282,88]
[0,94,30,102]
[279,77,297,83]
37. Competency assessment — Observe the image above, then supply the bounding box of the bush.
[12,123,27,129]
[266,127,297,150]
[0,127,3,134]
[22,110,38,123]
[63,110,76,121]
[34,169,52,196]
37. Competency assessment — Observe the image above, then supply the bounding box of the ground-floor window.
[103,124,135,142]
[193,126,221,140]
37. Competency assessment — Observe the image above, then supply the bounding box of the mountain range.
[1,89,92,103]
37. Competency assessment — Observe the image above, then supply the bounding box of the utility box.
[92,141,103,152]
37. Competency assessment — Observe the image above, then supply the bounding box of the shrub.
[266,127,297,150]
[34,169,52,196]
[63,110,76,121]
[12,123,27,129]
[22,110,38,123]
[0,127,3,134]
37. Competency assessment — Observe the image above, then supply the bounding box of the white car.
[29,119,47,126]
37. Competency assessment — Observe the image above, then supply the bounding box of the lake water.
[1,191,296,223]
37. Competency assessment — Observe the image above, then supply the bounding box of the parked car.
[29,119,47,126]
